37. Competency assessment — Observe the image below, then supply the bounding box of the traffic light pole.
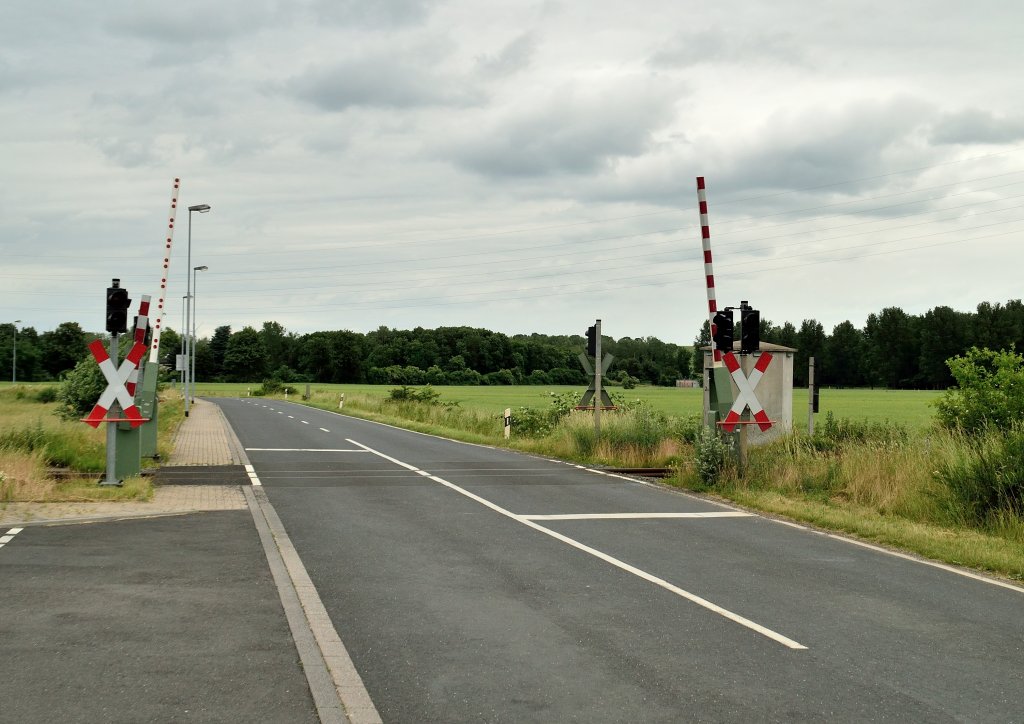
[100,333,121,487]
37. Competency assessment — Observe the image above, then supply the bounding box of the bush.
[55,357,107,421]
[388,385,441,404]
[935,347,1024,432]
[693,426,733,487]
[35,387,59,404]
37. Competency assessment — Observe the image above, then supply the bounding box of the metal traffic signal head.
[585,325,597,357]
[106,278,131,335]
[740,306,760,354]
[712,309,733,352]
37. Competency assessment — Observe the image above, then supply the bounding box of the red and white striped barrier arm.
[84,339,148,428]
[148,178,180,365]
[125,295,151,397]
[696,177,722,364]
[721,351,774,433]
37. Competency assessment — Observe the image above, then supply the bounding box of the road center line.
[346,438,806,650]
[522,512,754,521]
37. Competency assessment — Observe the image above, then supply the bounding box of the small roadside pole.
[808,356,816,436]
[504,408,512,439]
[339,393,345,410]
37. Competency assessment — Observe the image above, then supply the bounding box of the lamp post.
[11,320,21,384]
[185,203,210,416]
[191,265,208,404]
[181,295,189,391]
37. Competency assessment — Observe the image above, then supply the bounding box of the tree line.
[4,298,1023,389]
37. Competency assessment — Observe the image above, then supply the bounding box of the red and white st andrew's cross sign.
[720,351,774,433]
[83,339,147,428]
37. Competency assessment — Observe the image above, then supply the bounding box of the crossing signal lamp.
[585,325,597,357]
[712,310,733,352]
[106,278,131,335]
[740,302,760,354]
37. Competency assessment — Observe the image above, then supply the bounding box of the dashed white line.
[319,427,330,432]
[346,438,806,650]
[301,420,309,425]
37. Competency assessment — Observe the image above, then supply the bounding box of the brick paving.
[0,399,248,526]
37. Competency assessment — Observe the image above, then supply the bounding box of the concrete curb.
[244,486,383,724]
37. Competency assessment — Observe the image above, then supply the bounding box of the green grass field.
[192,382,943,430]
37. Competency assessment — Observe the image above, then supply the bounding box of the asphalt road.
[0,510,318,723]
[217,397,1024,723]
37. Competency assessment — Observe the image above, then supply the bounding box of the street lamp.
[11,320,21,384]
[191,265,208,404]
[181,295,189,391]
[185,203,210,416]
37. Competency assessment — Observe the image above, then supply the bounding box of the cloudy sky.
[3,0,1023,346]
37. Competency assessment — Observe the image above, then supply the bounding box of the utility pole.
[594,319,602,438]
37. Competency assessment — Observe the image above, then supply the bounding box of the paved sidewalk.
[0,398,246,526]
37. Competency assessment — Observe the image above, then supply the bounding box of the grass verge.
[0,385,184,503]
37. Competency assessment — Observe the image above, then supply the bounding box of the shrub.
[35,387,59,404]
[693,426,733,487]
[388,385,441,404]
[55,357,107,421]
[935,347,1024,432]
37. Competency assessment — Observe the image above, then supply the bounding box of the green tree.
[795,319,826,387]
[822,321,866,387]
[223,327,266,381]
[208,325,232,380]
[40,322,89,379]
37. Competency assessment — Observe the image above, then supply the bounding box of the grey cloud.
[929,109,1024,145]
[106,3,269,44]
[649,28,807,68]
[717,97,935,198]
[449,85,678,178]
[305,0,438,28]
[288,56,483,111]
[475,33,539,77]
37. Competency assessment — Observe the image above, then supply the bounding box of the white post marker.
[504,407,512,439]
[84,339,148,428]
[339,393,345,410]
[720,351,774,433]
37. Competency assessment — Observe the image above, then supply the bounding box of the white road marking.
[522,512,753,521]
[277,411,284,414]
[288,416,294,419]
[320,427,330,432]
[245,448,369,453]
[346,438,806,650]
[1,528,25,548]
[301,420,309,425]
[244,463,263,487]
